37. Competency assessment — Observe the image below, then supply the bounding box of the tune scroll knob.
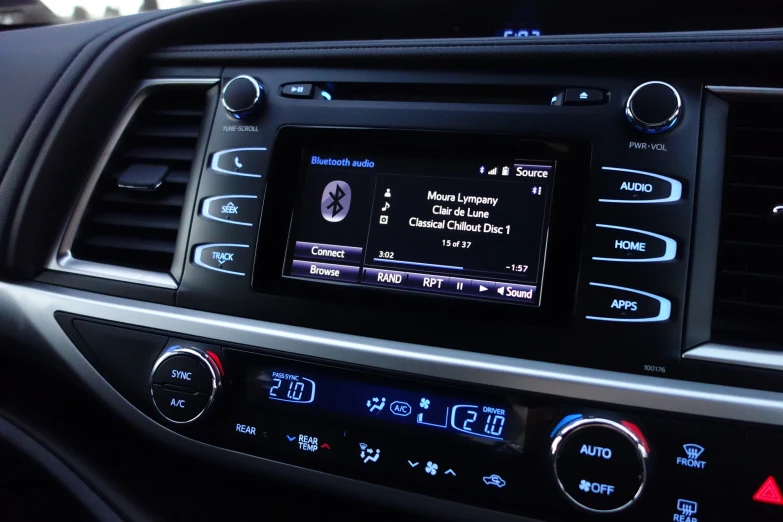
[150,346,222,424]
[625,81,682,134]
[222,75,264,119]
[550,416,649,513]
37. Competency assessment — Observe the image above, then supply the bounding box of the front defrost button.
[585,283,671,322]
[194,243,250,276]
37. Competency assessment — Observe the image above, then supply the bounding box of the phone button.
[211,148,268,178]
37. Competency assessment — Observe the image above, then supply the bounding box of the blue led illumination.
[268,372,316,404]
[450,405,505,440]
[258,367,519,443]
[550,414,583,438]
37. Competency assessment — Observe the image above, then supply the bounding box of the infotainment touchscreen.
[283,150,555,306]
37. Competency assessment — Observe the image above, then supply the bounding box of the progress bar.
[372,259,464,271]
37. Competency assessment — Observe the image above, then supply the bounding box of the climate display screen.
[283,150,555,306]
[245,365,525,444]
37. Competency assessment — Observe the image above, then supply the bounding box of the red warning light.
[753,476,783,505]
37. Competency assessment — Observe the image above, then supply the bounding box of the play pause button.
[470,280,496,295]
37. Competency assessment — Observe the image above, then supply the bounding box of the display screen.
[283,150,555,306]
[246,365,525,444]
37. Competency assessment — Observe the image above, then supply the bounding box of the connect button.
[585,283,671,322]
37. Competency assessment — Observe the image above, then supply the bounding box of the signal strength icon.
[488,167,498,175]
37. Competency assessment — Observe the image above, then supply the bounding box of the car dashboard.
[1,1,783,520]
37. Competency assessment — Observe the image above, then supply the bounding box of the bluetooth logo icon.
[321,180,352,223]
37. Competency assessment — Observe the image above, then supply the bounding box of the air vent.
[70,83,210,274]
[713,100,783,347]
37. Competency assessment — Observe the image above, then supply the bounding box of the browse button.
[586,283,671,323]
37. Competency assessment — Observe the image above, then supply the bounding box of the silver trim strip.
[193,243,250,276]
[592,224,677,263]
[683,343,783,372]
[5,281,783,426]
[210,148,267,177]
[201,195,258,227]
[585,283,671,322]
[599,167,683,204]
[45,78,219,289]
[706,86,783,99]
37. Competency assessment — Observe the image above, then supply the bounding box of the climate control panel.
[57,316,783,522]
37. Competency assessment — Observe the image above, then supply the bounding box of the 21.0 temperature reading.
[450,404,506,440]
[268,371,317,404]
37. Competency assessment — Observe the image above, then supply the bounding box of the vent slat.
[70,84,207,273]
[135,124,200,139]
[714,100,783,347]
[83,235,176,254]
[122,146,195,163]
[101,191,185,208]
[92,213,181,231]
[165,170,191,184]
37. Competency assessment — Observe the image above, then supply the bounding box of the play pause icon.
[450,278,470,293]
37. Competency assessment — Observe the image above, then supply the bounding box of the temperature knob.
[222,75,264,119]
[550,415,649,513]
[150,346,222,424]
[625,81,682,133]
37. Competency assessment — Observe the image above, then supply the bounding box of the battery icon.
[501,166,510,176]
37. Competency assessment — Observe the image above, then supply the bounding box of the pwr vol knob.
[625,81,682,134]
[150,346,222,424]
[550,416,649,513]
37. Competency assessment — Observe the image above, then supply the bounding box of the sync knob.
[625,81,682,134]
[550,415,649,513]
[150,346,222,424]
[222,75,264,119]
